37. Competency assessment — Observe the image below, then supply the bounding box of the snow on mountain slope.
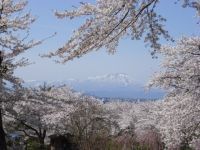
[87,73,133,86]
[24,73,164,99]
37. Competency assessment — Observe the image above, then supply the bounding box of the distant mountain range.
[24,73,164,99]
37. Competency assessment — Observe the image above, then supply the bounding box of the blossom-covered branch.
[45,0,199,63]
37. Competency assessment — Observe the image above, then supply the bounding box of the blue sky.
[15,0,199,84]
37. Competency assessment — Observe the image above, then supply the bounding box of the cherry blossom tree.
[7,84,81,149]
[44,0,200,63]
[67,96,119,149]
[0,0,42,149]
[104,100,164,149]
[149,37,200,149]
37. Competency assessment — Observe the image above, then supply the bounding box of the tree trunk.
[38,130,46,150]
[0,54,6,150]
[39,137,45,150]
[0,108,7,150]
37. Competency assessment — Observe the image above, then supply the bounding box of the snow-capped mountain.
[87,73,133,86]
[24,73,164,99]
